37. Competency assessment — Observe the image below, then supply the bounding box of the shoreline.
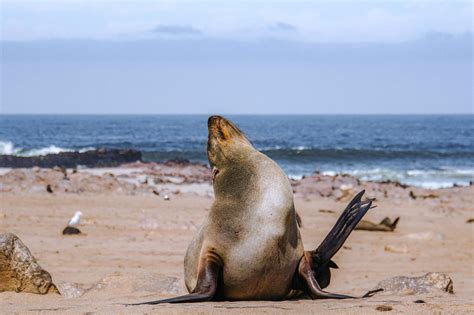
[1,147,473,190]
[4,158,471,210]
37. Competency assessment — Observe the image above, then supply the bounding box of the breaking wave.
[0,141,94,157]
[321,168,474,189]
[2,140,473,189]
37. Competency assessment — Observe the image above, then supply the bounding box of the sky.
[0,0,472,114]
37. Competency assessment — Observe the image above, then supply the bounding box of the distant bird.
[68,211,83,226]
[62,211,83,235]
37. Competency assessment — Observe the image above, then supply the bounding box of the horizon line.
[1,113,473,116]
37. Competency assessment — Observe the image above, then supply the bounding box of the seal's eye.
[212,167,220,181]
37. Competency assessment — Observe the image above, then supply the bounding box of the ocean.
[0,115,473,189]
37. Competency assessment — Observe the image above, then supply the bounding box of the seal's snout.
[207,115,246,143]
[207,116,252,168]
[208,115,223,128]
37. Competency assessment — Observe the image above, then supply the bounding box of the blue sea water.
[0,115,473,188]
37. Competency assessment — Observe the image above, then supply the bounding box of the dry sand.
[0,165,473,314]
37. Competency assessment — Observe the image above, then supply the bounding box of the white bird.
[67,211,83,226]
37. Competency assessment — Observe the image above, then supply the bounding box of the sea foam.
[0,141,94,157]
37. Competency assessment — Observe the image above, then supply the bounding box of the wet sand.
[0,164,473,314]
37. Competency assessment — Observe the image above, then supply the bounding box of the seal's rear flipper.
[313,190,374,264]
[308,190,375,290]
[126,257,221,305]
[298,252,382,299]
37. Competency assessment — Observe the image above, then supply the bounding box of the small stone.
[319,209,335,214]
[406,231,443,241]
[46,184,54,193]
[139,218,160,230]
[376,305,393,312]
[163,194,170,201]
[56,282,87,298]
[339,184,353,191]
[374,272,454,295]
[384,244,408,253]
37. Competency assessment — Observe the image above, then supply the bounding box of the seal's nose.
[208,115,223,128]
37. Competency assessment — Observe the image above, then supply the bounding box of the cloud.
[269,21,297,32]
[1,1,471,42]
[151,25,201,35]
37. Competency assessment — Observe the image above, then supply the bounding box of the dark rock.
[409,190,438,200]
[0,149,142,168]
[46,184,54,193]
[379,180,408,189]
[62,226,81,235]
[376,305,393,312]
[163,158,192,166]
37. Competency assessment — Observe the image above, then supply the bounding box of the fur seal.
[131,115,380,304]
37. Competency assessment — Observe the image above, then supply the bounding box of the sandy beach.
[0,163,473,314]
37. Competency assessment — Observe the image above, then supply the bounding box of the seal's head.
[207,115,253,182]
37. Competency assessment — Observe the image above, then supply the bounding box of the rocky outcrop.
[0,233,58,295]
[0,149,141,168]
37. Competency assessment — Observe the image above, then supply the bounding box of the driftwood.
[355,217,400,232]
[0,233,59,294]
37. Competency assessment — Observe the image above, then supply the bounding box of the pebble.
[384,244,408,253]
[376,305,393,312]
[56,282,88,299]
[406,231,444,241]
[138,218,160,230]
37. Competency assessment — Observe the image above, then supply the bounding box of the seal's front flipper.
[126,257,221,305]
[297,254,381,299]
